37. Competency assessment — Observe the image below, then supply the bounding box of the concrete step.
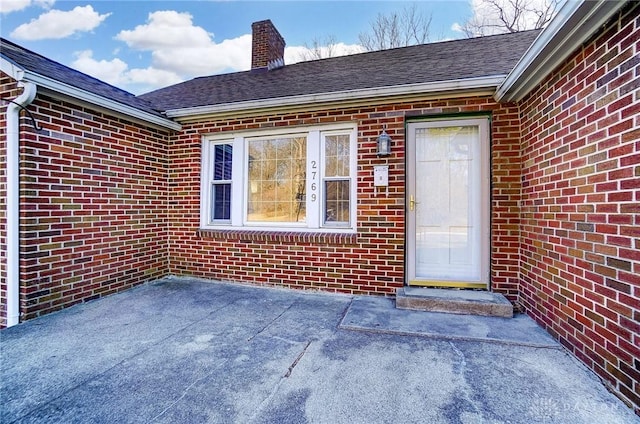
[395,287,513,318]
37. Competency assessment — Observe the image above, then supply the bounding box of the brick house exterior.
[1,0,638,414]
[516,3,640,411]
[0,76,173,322]
[165,96,523,298]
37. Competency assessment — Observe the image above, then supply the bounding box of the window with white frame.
[200,124,357,232]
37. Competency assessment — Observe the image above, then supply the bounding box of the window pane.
[213,144,232,180]
[247,137,306,223]
[211,183,231,220]
[325,135,350,177]
[324,180,350,224]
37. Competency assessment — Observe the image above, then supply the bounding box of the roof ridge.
[138,29,541,111]
[292,28,543,64]
[158,29,543,86]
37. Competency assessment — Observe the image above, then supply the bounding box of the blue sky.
[1,1,476,94]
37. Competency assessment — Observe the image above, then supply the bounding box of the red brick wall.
[1,83,523,324]
[168,96,523,298]
[518,3,639,412]
[0,74,171,326]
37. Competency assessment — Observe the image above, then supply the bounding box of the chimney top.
[251,20,285,72]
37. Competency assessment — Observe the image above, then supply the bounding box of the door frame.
[405,117,491,289]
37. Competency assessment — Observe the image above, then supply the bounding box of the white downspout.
[6,80,37,327]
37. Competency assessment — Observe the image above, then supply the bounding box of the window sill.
[196,229,358,245]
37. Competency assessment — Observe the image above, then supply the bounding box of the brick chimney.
[251,20,285,71]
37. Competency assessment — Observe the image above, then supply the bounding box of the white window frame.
[203,142,234,225]
[200,123,357,233]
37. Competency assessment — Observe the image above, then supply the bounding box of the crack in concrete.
[448,341,485,419]
[149,363,226,423]
[247,340,312,423]
[246,302,296,342]
[284,340,311,378]
[10,298,240,424]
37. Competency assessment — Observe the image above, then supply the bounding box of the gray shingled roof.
[139,30,540,112]
[0,38,164,118]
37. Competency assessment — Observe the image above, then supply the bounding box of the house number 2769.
[310,160,318,202]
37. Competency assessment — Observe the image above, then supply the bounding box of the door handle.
[409,195,419,211]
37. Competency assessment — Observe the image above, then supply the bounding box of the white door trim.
[406,117,490,288]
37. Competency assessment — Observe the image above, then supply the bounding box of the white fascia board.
[0,60,181,131]
[496,0,625,103]
[165,75,506,120]
[1,56,24,81]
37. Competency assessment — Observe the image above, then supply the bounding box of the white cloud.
[71,50,183,94]
[10,5,110,40]
[0,0,54,14]
[150,34,252,76]
[0,0,31,14]
[115,10,251,77]
[116,10,213,50]
[71,50,128,85]
[71,9,365,93]
[451,22,464,33]
[126,67,184,89]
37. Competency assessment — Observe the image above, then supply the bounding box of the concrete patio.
[1,277,637,423]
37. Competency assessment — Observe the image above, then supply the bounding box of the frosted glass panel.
[414,126,481,281]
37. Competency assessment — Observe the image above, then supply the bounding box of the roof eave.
[495,0,625,103]
[1,56,25,81]
[165,75,507,121]
[1,58,181,131]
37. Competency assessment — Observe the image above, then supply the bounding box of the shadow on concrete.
[1,277,637,423]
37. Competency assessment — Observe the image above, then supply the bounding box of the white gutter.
[17,69,181,131]
[166,75,506,119]
[2,55,180,132]
[496,0,624,102]
[5,80,37,327]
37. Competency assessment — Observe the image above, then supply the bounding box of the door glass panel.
[414,126,481,281]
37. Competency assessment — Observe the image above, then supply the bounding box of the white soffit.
[496,0,625,103]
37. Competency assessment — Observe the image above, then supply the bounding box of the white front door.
[406,118,490,288]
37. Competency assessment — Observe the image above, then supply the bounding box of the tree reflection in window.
[324,134,350,225]
[247,136,307,223]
